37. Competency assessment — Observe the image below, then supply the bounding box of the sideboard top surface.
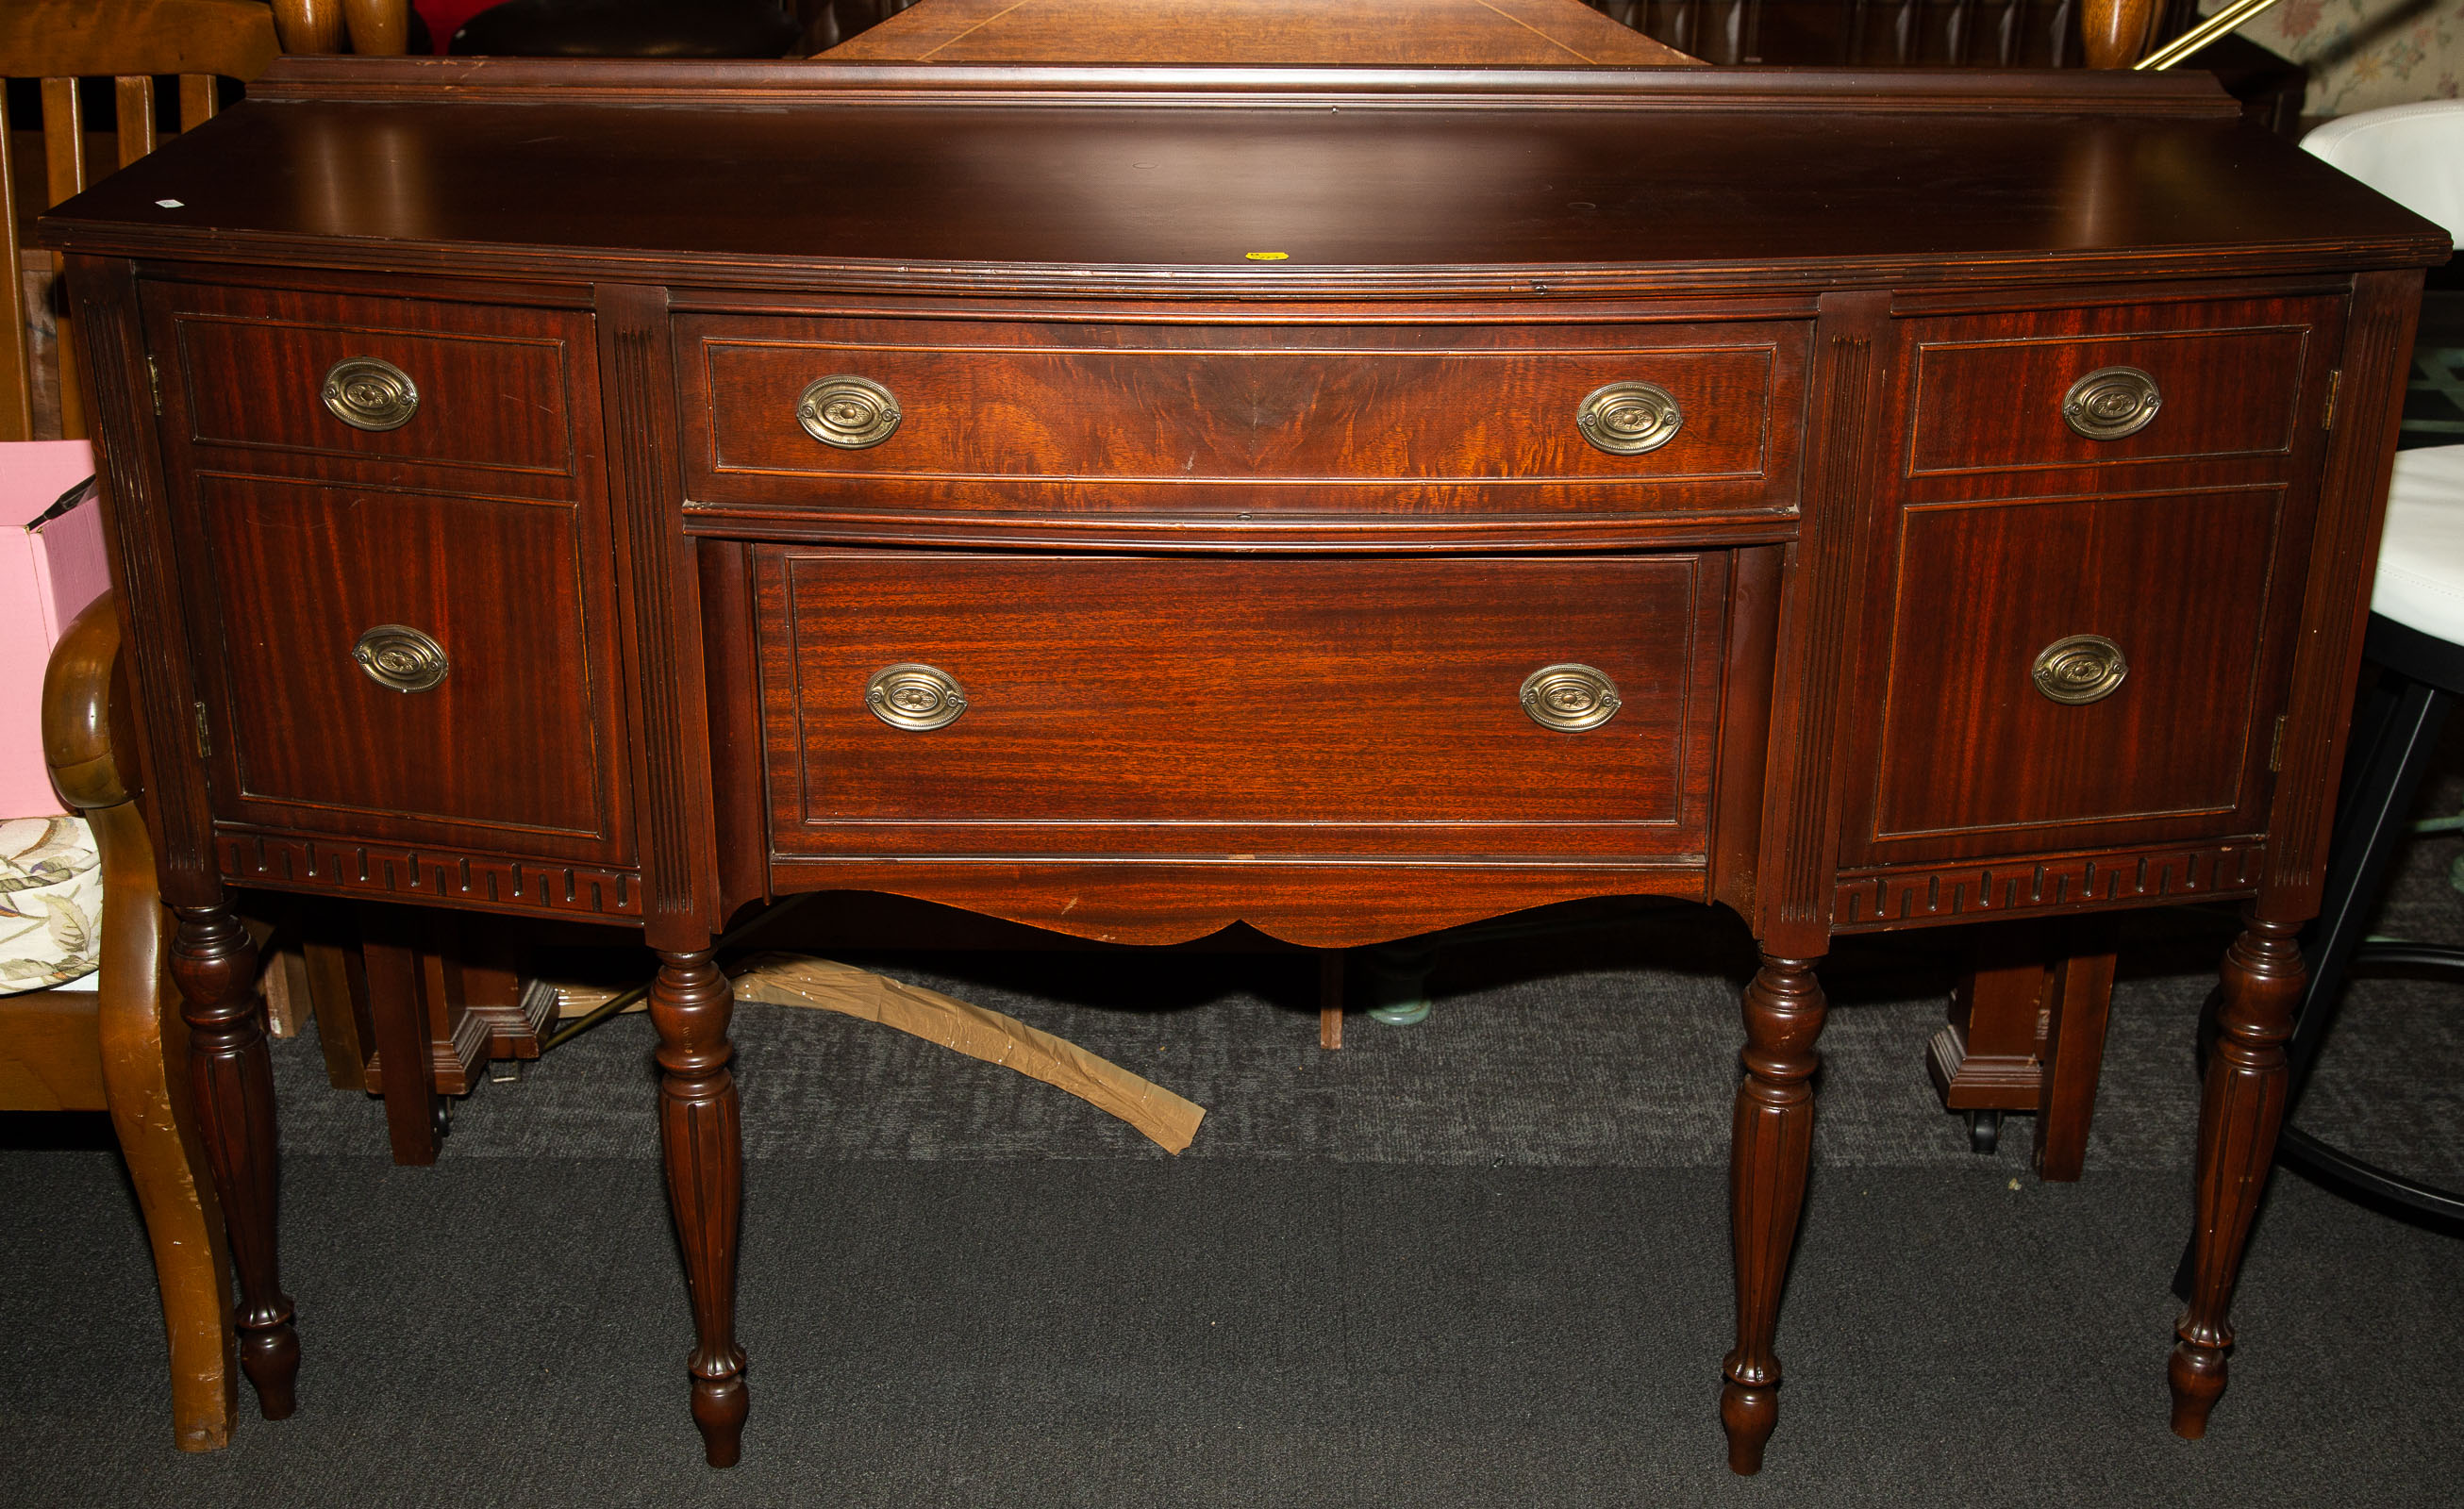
[39,59,2451,298]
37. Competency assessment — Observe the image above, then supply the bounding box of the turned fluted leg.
[2172,910,2304,1438]
[1723,953,1827,1475]
[651,948,747,1467]
[168,904,297,1420]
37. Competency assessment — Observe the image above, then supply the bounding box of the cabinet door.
[1839,291,2344,871]
[143,281,632,869]
[190,475,625,857]
[1868,487,2287,846]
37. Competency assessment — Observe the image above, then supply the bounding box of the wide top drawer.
[678,315,1806,520]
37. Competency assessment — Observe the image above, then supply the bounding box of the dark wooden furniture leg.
[2033,917,2119,1182]
[358,908,444,1166]
[2170,908,2304,1438]
[1318,949,1344,1050]
[1931,920,2055,1152]
[1931,917,2118,1173]
[1723,953,1827,1475]
[652,947,747,1467]
[168,904,297,1419]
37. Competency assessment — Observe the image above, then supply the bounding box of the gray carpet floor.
[6,822,2464,1504]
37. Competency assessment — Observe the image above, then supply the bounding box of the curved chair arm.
[40,593,241,1451]
[42,594,133,811]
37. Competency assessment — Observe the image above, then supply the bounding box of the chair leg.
[358,907,444,1166]
[2033,915,2119,1183]
[2283,674,2455,1114]
[95,872,237,1450]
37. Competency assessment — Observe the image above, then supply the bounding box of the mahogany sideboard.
[37,57,2450,1473]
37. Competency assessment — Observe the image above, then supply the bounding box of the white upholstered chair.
[2257,103,2464,1221]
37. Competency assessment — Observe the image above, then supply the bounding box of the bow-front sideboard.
[37,58,2450,1472]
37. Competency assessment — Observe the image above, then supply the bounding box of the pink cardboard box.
[1,441,112,819]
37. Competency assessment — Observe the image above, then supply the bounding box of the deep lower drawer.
[757,549,1729,861]
[683,315,1806,518]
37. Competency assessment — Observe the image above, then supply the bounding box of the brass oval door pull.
[1520,663,1622,731]
[1575,381,1683,456]
[2061,366,2161,440]
[865,663,967,730]
[2032,635,2128,705]
[321,357,421,432]
[353,625,449,693]
[797,374,902,449]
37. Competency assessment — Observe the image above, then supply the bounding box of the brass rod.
[540,890,824,1053]
[2135,0,2288,70]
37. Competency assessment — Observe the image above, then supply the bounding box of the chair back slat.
[114,76,157,168]
[178,74,218,130]
[0,89,27,442]
[33,77,86,439]
[4,0,302,441]
[39,78,85,208]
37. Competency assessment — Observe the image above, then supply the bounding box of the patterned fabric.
[0,817,100,995]
[2230,0,2464,117]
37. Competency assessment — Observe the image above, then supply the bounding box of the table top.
[38,59,2447,300]
[822,0,1698,66]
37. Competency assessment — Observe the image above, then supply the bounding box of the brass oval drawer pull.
[2061,366,2161,440]
[353,624,449,693]
[2032,635,2128,705]
[1520,663,1622,732]
[866,663,967,730]
[798,374,902,449]
[1575,381,1682,456]
[322,357,421,432]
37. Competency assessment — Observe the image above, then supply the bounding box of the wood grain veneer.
[757,550,1727,859]
[685,316,1800,517]
[822,0,1700,66]
[30,57,2450,1478]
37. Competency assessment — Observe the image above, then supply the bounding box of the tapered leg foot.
[170,904,298,1421]
[2168,1337,2228,1438]
[1723,953,1826,1476]
[692,1372,750,1468]
[241,1323,301,1420]
[2170,909,2302,1441]
[1721,1381,1778,1474]
[652,948,747,1467]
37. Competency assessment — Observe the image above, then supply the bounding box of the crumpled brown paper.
[727,952,1205,1154]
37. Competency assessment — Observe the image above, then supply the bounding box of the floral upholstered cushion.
[2235,0,2463,118]
[0,817,100,995]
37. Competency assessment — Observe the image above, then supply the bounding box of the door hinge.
[146,354,162,416]
[191,701,212,760]
[2270,714,2288,772]
[2322,369,2341,431]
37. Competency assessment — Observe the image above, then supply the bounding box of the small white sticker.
[156,199,184,208]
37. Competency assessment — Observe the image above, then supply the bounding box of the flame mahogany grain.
[36,60,2448,1472]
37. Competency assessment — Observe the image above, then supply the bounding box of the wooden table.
[37,54,2448,1475]
[823,0,1697,63]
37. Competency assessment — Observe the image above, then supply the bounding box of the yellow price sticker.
[1244,251,1290,261]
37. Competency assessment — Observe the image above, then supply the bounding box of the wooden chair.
[3,0,412,444]
[0,594,240,1451]
[2,1,278,441]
